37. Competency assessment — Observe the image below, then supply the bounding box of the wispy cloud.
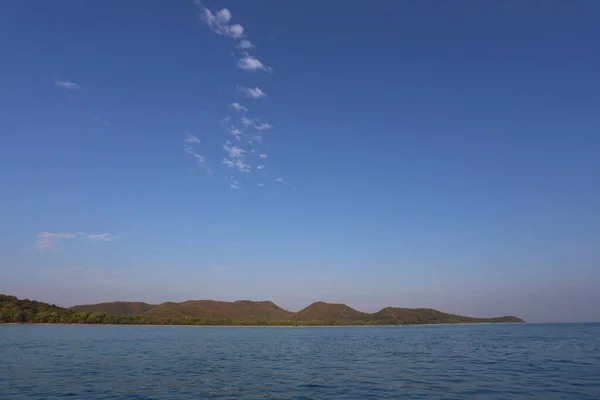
[254,122,273,130]
[84,233,118,241]
[275,177,284,183]
[192,153,206,164]
[36,231,118,251]
[229,127,242,137]
[184,131,201,143]
[240,87,266,99]
[190,5,285,188]
[198,6,244,39]
[183,133,207,168]
[36,232,77,251]
[257,183,265,187]
[241,117,273,130]
[223,158,250,172]
[184,144,195,154]
[238,53,272,72]
[55,79,81,91]
[93,117,112,127]
[230,102,248,112]
[237,40,255,49]
[223,141,246,158]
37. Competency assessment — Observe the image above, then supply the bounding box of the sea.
[1,323,599,399]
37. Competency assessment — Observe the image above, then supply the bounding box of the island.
[0,294,524,326]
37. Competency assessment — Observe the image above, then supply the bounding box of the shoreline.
[0,322,524,328]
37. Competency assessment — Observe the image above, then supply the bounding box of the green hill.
[0,294,525,325]
[293,302,368,323]
[142,300,293,320]
[70,301,153,316]
[369,307,522,324]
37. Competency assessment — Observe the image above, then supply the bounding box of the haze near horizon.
[1,1,599,323]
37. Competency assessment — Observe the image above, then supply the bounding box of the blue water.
[1,324,599,399]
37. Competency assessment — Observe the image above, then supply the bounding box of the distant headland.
[0,294,524,326]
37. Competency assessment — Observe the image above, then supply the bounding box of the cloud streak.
[230,102,247,112]
[84,233,118,241]
[36,232,77,251]
[36,231,118,251]
[192,4,288,190]
[184,131,201,143]
[241,117,273,130]
[93,117,112,127]
[240,87,266,99]
[55,79,81,91]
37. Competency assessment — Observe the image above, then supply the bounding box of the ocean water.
[1,323,599,399]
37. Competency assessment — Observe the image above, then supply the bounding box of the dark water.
[1,324,599,399]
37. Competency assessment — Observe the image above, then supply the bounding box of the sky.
[1,1,599,323]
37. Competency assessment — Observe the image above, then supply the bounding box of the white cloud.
[85,233,117,241]
[257,183,265,187]
[93,117,112,127]
[238,54,272,72]
[240,87,266,99]
[229,25,244,38]
[36,232,77,251]
[235,160,250,172]
[216,8,231,23]
[275,177,284,183]
[184,144,195,154]
[36,231,118,250]
[223,141,246,158]
[223,158,250,172]
[184,131,201,143]
[229,126,242,138]
[241,117,273,130]
[230,102,247,112]
[259,153,268,158]
[200,7,244,39]
[237,39,255,49]
[192,153,205,164]
[254,122,273,130]
[55,79,81,91]
[257,165,265,170]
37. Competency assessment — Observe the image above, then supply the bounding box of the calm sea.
[1,323,599,399]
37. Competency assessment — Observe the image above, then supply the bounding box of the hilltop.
[294,301,368,322]
[0,294,524,325]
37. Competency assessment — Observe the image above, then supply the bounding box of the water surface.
[1,323,599,399]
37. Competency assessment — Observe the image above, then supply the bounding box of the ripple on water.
[1,323,600,399]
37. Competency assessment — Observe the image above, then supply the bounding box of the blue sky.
[1,1,599,322]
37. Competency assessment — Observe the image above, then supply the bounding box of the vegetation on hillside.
[1,294,524,325]
[70,301,153,316]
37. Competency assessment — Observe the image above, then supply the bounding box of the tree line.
[1,295,521,326]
